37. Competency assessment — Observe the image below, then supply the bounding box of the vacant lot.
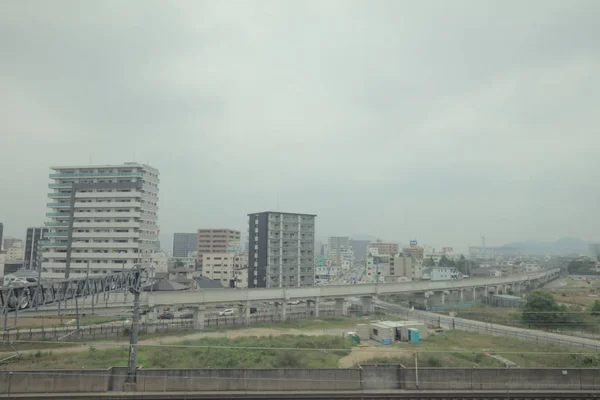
[363,329,598,368]
[3,320,598,370]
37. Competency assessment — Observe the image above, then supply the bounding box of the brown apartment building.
[196,229,241,271]
[369,239,399,256]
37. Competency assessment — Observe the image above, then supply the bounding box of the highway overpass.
[36,268,560,325]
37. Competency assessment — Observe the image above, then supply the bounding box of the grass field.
[362,329,599,368]
[3,319,598,370]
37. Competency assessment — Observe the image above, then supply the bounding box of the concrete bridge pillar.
[361,296,374,314]
[440,291,446,305]
[460,289,464,303]
[335,298,347,316]
[192,305,206,330]
[244,301,251,325]
[307,297,320,318]
[472,286,477,301]
[280,301,287,321]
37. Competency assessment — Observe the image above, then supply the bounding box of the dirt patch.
[554,295,597,307]
[338,345,407,368]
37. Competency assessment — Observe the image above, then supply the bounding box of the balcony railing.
[46,212,70,217]
[49,171,143,178]
[48,183,73,188]
[47,202,71,207]
[45,221,69,227]
[48,192,71,197]
[42,241,68,247]
[45,232,68,237]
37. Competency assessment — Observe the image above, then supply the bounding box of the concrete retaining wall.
[0,369,111,393]
[401,368,600,390]
[360,364,402,390]
[0,367,598,393]
[136,368,361,392]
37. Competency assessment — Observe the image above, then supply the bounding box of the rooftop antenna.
[481,236,486,248]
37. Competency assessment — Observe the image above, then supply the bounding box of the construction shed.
[369,320,428,343]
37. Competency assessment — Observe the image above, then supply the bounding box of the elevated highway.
[34,268,560,325]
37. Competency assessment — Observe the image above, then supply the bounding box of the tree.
[424,257,435,267]
[522,290,566,326]
[174,259,184,268]
[590,300,600,316]
[456,254,468,275]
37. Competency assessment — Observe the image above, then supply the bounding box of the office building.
[248,211,316,288]
[350,239,370,261]
[365,253,412,283]
[369,240,399,256]
[24,227,48,270]
[202,252,248,288]
[172,233,198,257]
[403,245,424,261]
[328,237,350,253]
[43,162,159,278]
[196,229,241,271]
[0,223,3,250]
[3,237,22,250]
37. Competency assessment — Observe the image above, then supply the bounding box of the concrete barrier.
[0,367,599,393]
[401,368,600,390]
[360,364,402,390]
[136,368,361,392]
[0,369,111,393]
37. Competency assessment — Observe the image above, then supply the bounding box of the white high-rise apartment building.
[42,163,159,278]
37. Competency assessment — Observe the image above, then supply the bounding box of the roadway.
[376,300,600,351]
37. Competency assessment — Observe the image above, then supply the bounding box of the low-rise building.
[424,266,459,281]
[5,247,24,262]
[202,252,247,288]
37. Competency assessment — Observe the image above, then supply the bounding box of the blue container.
[381,338,392,345]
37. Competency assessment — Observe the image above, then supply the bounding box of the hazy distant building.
[172,233,197,257]
[5,247,24,262]
[0,223,3,251]
[248,211,316,288]
[3,237,22,250]
[589,243,600,260]
[350,239,370,261]
[24,227,48,270]
[403,245,424,260]
[328,237,350,253]
[369,240,399,256]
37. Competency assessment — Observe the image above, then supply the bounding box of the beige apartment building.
[202,252,247,288]
[196,229,241,271]
[369,240,399,256]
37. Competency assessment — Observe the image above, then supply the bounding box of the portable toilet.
[408,328,420,344]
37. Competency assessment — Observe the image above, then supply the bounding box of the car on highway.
[158,312,174,320]
[179,312,194,319]
[219,308,235,316]
[289,300,301,305]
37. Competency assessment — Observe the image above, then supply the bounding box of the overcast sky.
[1,0,599,253]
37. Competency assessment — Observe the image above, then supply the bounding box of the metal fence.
[1,307,341,342]
[382,306,600,351]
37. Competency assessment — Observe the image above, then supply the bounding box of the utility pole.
[126,265,142,383]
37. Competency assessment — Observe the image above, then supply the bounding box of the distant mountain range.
[503,237,593,256]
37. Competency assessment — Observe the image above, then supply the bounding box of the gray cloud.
[1,0,599,251]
